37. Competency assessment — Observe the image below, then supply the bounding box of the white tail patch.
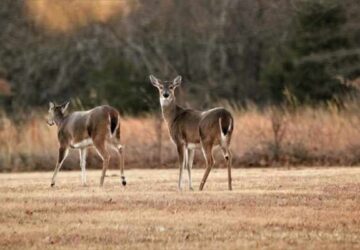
[228,119,232,133]
[108,114,114,137]
[219,118,232,147]
[109,113,120,138]
[219,118,225,140]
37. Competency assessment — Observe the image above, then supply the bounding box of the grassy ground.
[0,167,359,249]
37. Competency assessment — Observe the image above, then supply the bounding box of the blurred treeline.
[0,0,360,114]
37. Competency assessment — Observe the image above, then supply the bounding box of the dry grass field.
[0,167,359,249]
[2,105,360,171]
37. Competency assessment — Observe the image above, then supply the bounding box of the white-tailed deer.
[149,75,234,191]
[47,102,126,187]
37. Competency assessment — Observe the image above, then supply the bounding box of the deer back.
[166,107,202,145]
[58,105,120,146]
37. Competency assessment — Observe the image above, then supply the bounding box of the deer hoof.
[121,176,126,186]
[50,183,55,187]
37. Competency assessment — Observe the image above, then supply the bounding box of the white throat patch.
[160,97,173,107]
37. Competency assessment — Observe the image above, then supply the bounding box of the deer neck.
[160,99,182,127]
[54,113,67,127]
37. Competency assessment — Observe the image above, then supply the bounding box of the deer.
[47,101,127,187]
[149,75,234,191]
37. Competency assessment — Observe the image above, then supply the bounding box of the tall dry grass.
[1,104,360,172]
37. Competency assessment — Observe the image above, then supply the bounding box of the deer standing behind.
[149,75,234,191]
[47,102,127,187]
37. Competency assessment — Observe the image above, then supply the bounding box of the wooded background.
[1,0,360,171]
[1,0,360,113]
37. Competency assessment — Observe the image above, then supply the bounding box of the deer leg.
[176,144,187,191]
[119,146,127,186]
[187,148,195,191]
[199,144,214,191]
[227,151,233,191]
[94,141,110,187]
[222,147,233,191]
[79,148,87,186]
[51,147,69,187]
[111,126,124,180]
[108,143,127,186]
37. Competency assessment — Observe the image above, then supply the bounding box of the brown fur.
[150,75,234,191]
[48,103,126,187]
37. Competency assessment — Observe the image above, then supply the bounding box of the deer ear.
[61,101,70,113]
[49,101,55,109]
[173,75,182,87]
[149,75,160,87]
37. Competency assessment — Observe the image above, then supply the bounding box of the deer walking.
[47,102,127,187]
[149,75,234,191]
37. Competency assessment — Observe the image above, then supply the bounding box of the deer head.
[149,75,182,106]
[47,101,70,126]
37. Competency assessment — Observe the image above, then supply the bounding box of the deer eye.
[169,86,174,90]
